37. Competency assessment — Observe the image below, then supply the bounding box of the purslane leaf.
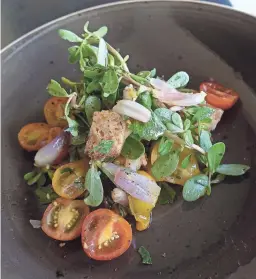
[46,80,69,97]
[58,29,83,42]
[216,164,250,176]
[207,142,225,174]
[121,136,145,160]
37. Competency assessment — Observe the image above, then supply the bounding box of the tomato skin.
[200,82,239,110]
[18,123,50,151]
[44,97,68,128]
[81,209,132,261]
[41,198,89,241]
[52,159,89,199]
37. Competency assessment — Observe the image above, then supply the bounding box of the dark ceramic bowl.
[2,1,256,279]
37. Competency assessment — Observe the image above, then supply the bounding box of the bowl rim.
[1,0,256,55]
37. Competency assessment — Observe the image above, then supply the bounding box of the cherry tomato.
[18,123,50,151]
[52,159,89,199]
[47,127,63,143]
[81,209,132,261]
[200,82,239,110]
[41,198,89,241]
[44,97,68,128]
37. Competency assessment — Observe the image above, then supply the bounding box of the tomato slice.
[18,123,50,151]
[200,82,239,110]
[41,198,89,241]
[81,209,132,261]
[44,97,68,128]
[52,159,89,199]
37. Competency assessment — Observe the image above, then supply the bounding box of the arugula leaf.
[167,71,189,88]
[182,174,209,202]
[138,246,152,265]
[58,29,83,42]
[129,112,166,141]
[84,164,104,207]
[151,151,179,180]
[158,137,173,156]
[207,142,225,174]
[46,80,69,97]
[200,130,212,152]
[68,46,80,64]
[137,91,152,109]
[121,136,145,160]
[97,38,108,66]
[154,108,173,125]
[84,96,101,124]
[157,182,176,205]
[181,154,192,169]
[101,69,119,96]
[92,140,114,154]
[216,164,250,176]
[35,185,59,205]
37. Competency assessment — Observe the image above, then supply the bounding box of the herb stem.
[164,130,206,155]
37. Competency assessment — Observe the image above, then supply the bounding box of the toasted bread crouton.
[85,110,128,160]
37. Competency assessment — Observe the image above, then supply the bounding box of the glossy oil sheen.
[1,1,256,279]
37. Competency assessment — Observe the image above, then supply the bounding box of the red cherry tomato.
[200,82,239,110]
[41,198,89,241]
[81,209,132,261]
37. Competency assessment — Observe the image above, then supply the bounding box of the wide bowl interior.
[2,1,256,279]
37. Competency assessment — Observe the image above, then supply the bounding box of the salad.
[19,23,250,262]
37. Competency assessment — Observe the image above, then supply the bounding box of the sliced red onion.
[34,132,70,167]
[114,169,161,205]
[151,78,206,107]
[113,100,151,123]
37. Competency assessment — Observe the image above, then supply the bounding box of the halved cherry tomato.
[41,198,89,241]
[44,97,68,128]
[18,123,50,151]
[200,82,239,110]
[47,127,63,143]
[52,159,89,199]
[81,209,132,261]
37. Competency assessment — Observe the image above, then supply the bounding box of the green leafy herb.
[151,151,179,180]
[182,174,209,202]
[167,71,189,88]
[207,142,225,174]
[84,96,101,124]
[150,68,156,77]
[138,246,152,265]
[84,164,104,207]
[92,140,114,154]
[183,130,194,146]
[64,95,79,137]
[37,174,46,187]
[137,91,152,109]
[211,173,226,184]
[158,137,173,156]
[200,130,212,152]
[154,108,173,125]
[24,171,36,181]
[60,167,73,174]
[35,185,59,205]
[183,119,191,131]
[216,164,250,176]
[68,46,80,63]
[27,172,43,186]
[93,26,108,38]
[97,38,108,66]
[58,29,83,42]
[101,69,119,96]
[181,154,192,169]
[192,107,215,122]
[129,112,166,141]
[46,79,69,97]
[121,136,145,160]
[157,182,176,205]
[166,112,184,133]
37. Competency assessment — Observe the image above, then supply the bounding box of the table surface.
[1,0,255,48]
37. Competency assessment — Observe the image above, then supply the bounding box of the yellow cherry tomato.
[128,170,155,231]
[52,159,89,199]
[150,141,200,186]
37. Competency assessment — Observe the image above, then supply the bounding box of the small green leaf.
[86,80,102,94]
[183,119,191,131]
[154,108,173,125]
[27,172,42,186]
[138,246,152,265]
[24,171,36,181]
[157,182,176,205]
[47,170,54,180]
[207,142,226,174]
[61,77,79,87]
[68,46,80,64]
[167,71,189,88]
[58,29,83,42]
[182,174,209,202]
[150,68,156,78]
[151,151,179,180]
[171,113,183,129]
[158,137,173,156]
[101,69,119,95]
[183,130,194,146]
[37,174,46,187]
[102,90,118,109]
[93,26,108,38]
[46,80,68,97]
[35,185,59,205]
[200,130,212,152]
[97,38,108,66]
[66,117,79,137]
[137,91,152,109]
[166,123,183,134]
[137,71,151,79]
[84,67,103,79]
[84,96,101,124]
[121,136,145,160]
[92,140,114,154]
[192,107,215,122]
[216,164,250,176]
[211,173,226,184]
[84,165,104,207]
[181,154,192,169]
[60,167,73,174]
